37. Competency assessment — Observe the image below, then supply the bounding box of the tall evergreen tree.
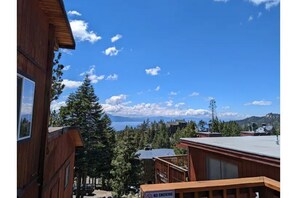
[59,76,107,197]
[111,129,143,197]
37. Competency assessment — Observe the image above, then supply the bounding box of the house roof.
[136,149,175,159]
[48,126,83,147]
[181,136,280,159]
[196,132,221,135]
[39,0,75,49]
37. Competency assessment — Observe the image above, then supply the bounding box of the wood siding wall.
[17,0,50,196]
[188,147,280,182]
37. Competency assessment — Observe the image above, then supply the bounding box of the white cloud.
[248,16,254,21]
[67,10,82,16]
[62,79,83,89]
[170,91,177,96]
[50,100,66,111]
[213,0,229,3]
[145,66,161,76]
[63,65,71,71]
[166,100,173,107]
[101,100,245,119]
[70,20,101,43]
[105,94,128,105]
[175,103,185,108]
[103,46,121,56]
[155,86,160,91]
[244,100,272,106]
[80,65,105,83]
[60,49,73,55]
[248,0,280,10]
[106,74,118,80]
[111,34,123,43]
[189,92,199,97]
[21,103,33,114]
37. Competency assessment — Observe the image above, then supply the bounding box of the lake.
[111,122,143,131]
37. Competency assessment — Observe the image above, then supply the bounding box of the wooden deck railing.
[141,176,280,198]
[155,155,188,183]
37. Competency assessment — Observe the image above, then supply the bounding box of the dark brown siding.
[42,132,76,198]
[17,0,49,193]
[188,147,280,182]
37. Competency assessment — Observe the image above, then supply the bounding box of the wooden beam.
[38,24,56,197]
[209,190,213,198]
[236,188,240,198]
[194,191,199,198]
[223,189,227,198]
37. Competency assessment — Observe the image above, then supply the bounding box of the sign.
[144,190,175,198]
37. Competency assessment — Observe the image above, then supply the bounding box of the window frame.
[17,73,35,141]
[206,155,238,180]
[64,163,70,189]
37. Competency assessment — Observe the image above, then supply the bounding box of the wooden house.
[143,136,280,198]
[136,148,176,184]
[17,0,83,197]
[180,136,280,182]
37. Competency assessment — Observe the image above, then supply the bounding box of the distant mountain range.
[234,113,280,129]
[108,113,280,129]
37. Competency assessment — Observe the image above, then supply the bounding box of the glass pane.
[221,161,238,179]
[17,76,23,130]
[18,77,35,140]
[65,164,70,188]
[206,157,221,180]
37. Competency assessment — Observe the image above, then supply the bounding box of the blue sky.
[52,0,280,120]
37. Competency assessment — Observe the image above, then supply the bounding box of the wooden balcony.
[155,155,188,183]
[141,176,280,198]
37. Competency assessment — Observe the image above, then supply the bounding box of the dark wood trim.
[17,175,39,197]
[38,23,56,198]
[17,47,46,74]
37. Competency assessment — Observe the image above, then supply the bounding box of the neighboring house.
[241,125,275,136]
[17,0,82,197]
[143,136,280,198]
[166,120,187,135]
[136,148,175,184]
[180,136,280,182]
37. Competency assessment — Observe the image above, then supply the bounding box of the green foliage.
[111,129,143,197]
[51,52,65,102]
[221,121,241,136]
[152,121,170,148]
[198,120,207,132]
[171,122,197,154]
[58,76,115,194]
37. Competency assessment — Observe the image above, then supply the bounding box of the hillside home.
[144,136,280,198]
[17,0,83,197]
[136,148,175,184]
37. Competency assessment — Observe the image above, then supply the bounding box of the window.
[206,156,238,180]
[64,163,70,189]
[17,74,35,141]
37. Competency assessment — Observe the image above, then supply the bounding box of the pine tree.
[59,76,107,197]
[111,129,143,197]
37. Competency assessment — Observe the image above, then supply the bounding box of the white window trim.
[17,73,35,141]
